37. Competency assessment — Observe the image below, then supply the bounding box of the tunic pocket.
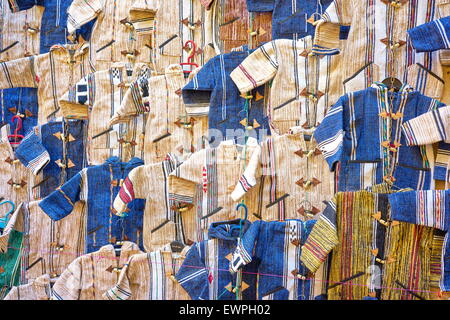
[261,286,289,300]
[405,63,444,100]
[343,62,380,94]
[393,163,431,190]
[272,97,302,122]
[276,11,308,36]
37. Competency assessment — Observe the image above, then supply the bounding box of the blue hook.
[0,201,15,230]
[236,203,248,221]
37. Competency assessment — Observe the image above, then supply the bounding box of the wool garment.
[39,157,145,253]
[311,0,450,100]
[208,0,272,54]
[59,63,151,165]
[388,189,450,292]
[10,201,85,283]
[176,219,258,300]
[300,184,437,300]
[182,48,270,144]
[0,43,93,125]
[402,106,450,187]
[169,138,262,239]
[0,125,33,216]
[314,82,446,192]
[51,242,142,300]
[113,154,200,252]
[109,64,209,165]
[231,219,329,300]
[153,0,216,73]
[246,0,333,40]
[231,128,335,222]
[230,36,343,135]
[15,119,87,199]
[408,16,450,52]
[105,244,190,300]
[3,274,51,300]
[66,0,156,71]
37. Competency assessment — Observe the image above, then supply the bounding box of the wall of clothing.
[0,0,449,301]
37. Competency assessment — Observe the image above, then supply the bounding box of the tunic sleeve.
[314,96,346,171]
[67,0,104,34]
[59,72,97,119]
[408,17,450,53]
[113,165,148,216]
[0,57,38,89]
[175,243,210,300]
[39,170,85,221]
[231,145,262,201]
[15,129,51,175]
[300,198,339,274]
[230,220,261,272]
[7,0,44,12]
[51,257,82,300]
[230,41,279,94]
[104,256,134,300]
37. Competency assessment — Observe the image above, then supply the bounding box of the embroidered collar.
[371,82,414,94]
[49,43,90,59]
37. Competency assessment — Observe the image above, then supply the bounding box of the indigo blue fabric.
[389,190,450,291]
[183,50,269,144]
[8,0,95,54]
[247,0,333,40]
[1,88,38,137]
[175,219,258,300]
[408,16,450,53]
[231,219,321,300]
[314,83,446,191]
[16,119,87,198]
[39,157,145,253]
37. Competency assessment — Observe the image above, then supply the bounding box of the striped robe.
[300,185,438,300]
[112,154,197,252]
[3,274,51,300]
[66,0,156,71]
[39,157,145,253]
[105,245,190,300]
[388,190,450,292]
[314,82,445,192]
[175,219,258,300]
[231,220,328,300]
[231,128,335,222]
[0,43,93,125]
[10,201,86,283]
[312,0,450,100]
[109,64,209,165]
[51,242,142,300]
[168,138,262,239]
[230,36,343,135]
[59,63,151,165]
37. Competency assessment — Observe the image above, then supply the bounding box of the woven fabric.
[110,64,208,164]
[39,157,145,253]
[15,119,87,199]
[230,36,342,135]
[314,83,445,191]
[408,16,450,52]
[3,274,51,300]
[175,219,258,300]
[105,244,190,300]
[0,43,93,125]
[231,128,335,222]
[312,0,450,100]
[231,219,329,300]
[51,242,142,300]
[59,63,150,165]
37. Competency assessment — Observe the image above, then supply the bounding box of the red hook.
[180,40,199,74]
[8,115,24,145]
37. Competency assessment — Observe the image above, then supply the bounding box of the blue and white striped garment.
[408,16,450,53]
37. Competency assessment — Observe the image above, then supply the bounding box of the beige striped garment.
[105,244,190,300]
[0,1,43,62]
[152,0,216,73]
[0,43,94,125]
[230,36,343,136]
[112,155,199,252]
[312,0,450,100]
[231,128,335,222]
[109,64,209,165]
[0,125,33,217]
[66,0,156,71]
[51,242,142,300]
[3,274,51,300]
[168,138,263,238]
[59,62,151,165]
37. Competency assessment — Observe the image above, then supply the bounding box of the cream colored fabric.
[3,274,51,300]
